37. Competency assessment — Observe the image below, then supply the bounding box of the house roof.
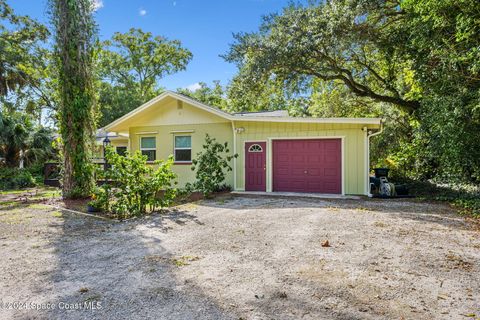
[234,110,289,117]
[95,129,128,145]
[102,90,382,132]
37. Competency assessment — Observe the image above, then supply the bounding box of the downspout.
[366,120,384,197]
[231,121,237,191]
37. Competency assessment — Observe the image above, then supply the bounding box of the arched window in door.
[248,144,263,152]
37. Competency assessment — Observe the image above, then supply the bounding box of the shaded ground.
[0,195,479,319]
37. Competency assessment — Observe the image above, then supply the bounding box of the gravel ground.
[0,195,479,320]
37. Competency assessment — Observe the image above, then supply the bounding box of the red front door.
[273,139,342,194]
[245,142,266,191]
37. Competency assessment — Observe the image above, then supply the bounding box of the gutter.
[366,120,384,197]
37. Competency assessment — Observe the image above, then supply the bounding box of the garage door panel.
[323,182,339,193]
[275,179,305,191]
[276,167,290,176]
[324,140,339,149]
[307,155,322,163]
[276,154,289,163]
[306,181,322,189]
[273,139,341,194]
[324,154,339,162]
[324,168,338,176]
[291,155,306,163]
[291,168,306,176]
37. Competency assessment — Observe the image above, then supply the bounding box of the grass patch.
[0,189,29,195]
[143,254,201,267]
[0,186,61,199]
[0,200,19,207]
[0,214,33,224]
[51,211,63,217]
[28,203,50,210]
[171,255,200,267]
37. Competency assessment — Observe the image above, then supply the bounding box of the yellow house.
[101,91,382,196]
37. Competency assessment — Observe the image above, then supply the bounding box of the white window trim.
[173,135,192,163]
[140,136,156,162]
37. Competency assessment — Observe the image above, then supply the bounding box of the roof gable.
[103,91,232,132]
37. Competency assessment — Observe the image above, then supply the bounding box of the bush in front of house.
[190,134,237,197]
[91,147,177,218]
[0,167,36,190]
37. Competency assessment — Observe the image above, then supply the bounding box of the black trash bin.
[374,168,389,178]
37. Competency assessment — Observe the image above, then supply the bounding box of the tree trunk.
[51,0,97,198]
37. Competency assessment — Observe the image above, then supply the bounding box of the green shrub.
[0,167,36,190]
[409,180,480,218]
[190,134,237,196]
[92,147,177,218]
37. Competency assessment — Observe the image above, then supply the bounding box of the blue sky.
[10,0,300,91]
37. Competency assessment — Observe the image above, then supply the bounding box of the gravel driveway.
[1,195,479,320]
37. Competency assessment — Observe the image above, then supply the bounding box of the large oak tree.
[224,0,480,181]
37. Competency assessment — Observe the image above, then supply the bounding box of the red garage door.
[273,139,342,194]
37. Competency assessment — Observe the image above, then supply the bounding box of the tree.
[225,0,480,182]
[177,81,227,111]
[399,0,480,181]
[0,0,54,122]
[50,0,97,198]
[224,1,421,114]
[0,111,56,168]
[0,0,49,97]
[97,28,192,127]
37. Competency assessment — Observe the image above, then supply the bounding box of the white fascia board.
[232,116,382,125]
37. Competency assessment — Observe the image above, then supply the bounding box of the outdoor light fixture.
[103,136,111,171]
[235,127,245,134]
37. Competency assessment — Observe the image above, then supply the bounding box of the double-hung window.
[174,136,191,162]
[140,137,156,161]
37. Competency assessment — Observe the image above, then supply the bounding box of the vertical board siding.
[130,122,233,188]
[235,121,368,195]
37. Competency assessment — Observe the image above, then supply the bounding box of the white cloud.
[92,0,103,11]
[186,82,202,91]
[139,8,147,16]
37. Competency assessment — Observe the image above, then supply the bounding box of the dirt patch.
[0,196,479,319]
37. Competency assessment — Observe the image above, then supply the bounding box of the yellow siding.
[110,97,228,133]
[104,95,379,195]
[129,123,233,187]
[233,121,368,195]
